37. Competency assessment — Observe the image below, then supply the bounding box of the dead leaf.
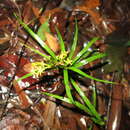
[22,0,34,24]
[75,0,102,25]
[23,63,33,73]
[13,81,32,108]
[0,35,10,45]
[32,7,63,24]
[43,100,56,128]
[45,32,60,53]
[83,0,100,9]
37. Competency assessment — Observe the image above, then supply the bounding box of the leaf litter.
[0,0,130,129]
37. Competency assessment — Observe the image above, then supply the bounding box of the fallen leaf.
[0,35,10,45]
[22,0,34,24]
[45,32,60,53]
[32,7,63,24]
[13,80,32,108]
[75,0,102,25]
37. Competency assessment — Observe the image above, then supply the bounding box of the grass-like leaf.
[72,37,99,65]
[55,27,65,52]
[91,117,105,126]
[73,53,106,68]
[16,73,33,82]
[92,86,97,108]
[20,43,50,60]
[69,19,78,59]
[15,15,56,59]
[43,92,92,115]
[70,78,101,120]
[43,92,104,125]
[68,67,115,84]
[63,69,74,103]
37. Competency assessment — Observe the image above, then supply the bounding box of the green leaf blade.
[17,18,56,59]
[16,73,33,82]
[20,43,50,60]
[70,78,101,120]
[72,37,99,64]
[69,20,78,59]
[68,67,115,84]
[73,53,106,68]
[43,92,92,116]
[92,86,97,108]
[56,27,65,52]
[63,69,74,103]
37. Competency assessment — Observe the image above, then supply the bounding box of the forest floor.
[0,0,130,129]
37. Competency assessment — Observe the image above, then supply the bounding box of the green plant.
[15,15,115,126]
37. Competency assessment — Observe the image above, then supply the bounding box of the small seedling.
[15,15,115,125]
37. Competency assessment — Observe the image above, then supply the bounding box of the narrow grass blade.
[43,92,104,125]
[16,16,56,59]
[91,117,105,126]
[70,78,101,120]
[55,27,65,52]
[73,53,106,68]
[63,69,74,103]
[72,37,99,64]
[43,92,92,115]
[43,92,72,103]
[16,73,33,82]
[68,67,115,84]
[69,19,78,59]
[92,86,97,108]
[20,43,50,60]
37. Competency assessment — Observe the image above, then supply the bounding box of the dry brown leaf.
[0,19,10,27]
[84,0,100,9]
[42,100,56,128]
[32,7,63,24]
[75,0,102,25]
[22,0,34,23]
[45,32,60,53]
[23,63,33,73]
[0,37,10,45]
[13,81,32,108]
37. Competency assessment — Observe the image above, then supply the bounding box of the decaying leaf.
[32,7,63,24]
[0,35,10,55]
[23,63,33,73]
[75,0,102,25]
[0,35,10,45]
[22,0,34,24]
[13,81,32,108]
[45,32,60,53]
